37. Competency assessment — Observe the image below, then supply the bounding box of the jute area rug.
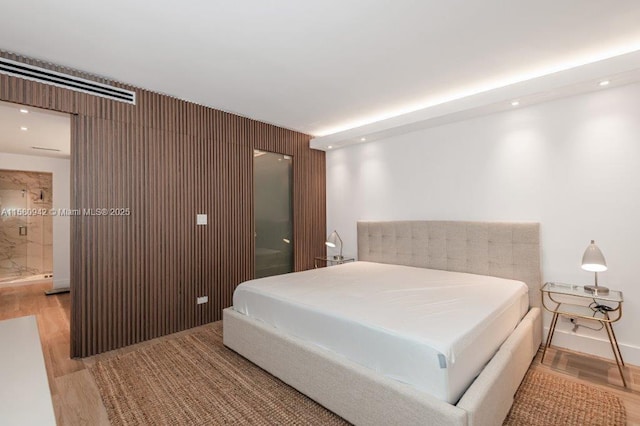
[90,322,626,425]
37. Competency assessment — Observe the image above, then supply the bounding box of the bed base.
[223,307,542,426]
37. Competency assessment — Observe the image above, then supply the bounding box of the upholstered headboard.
[357,221,541,308]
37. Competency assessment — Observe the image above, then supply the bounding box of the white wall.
[0,153,70,289]
[327,82,640,365]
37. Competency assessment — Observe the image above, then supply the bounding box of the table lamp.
[325,230,344,260]
[581,240,609,295]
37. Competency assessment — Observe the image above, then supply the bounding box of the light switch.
[196,214,207,225]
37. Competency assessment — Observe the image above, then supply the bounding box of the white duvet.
[233,261,528,403]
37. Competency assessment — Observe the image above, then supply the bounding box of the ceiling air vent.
[0,57,135,104]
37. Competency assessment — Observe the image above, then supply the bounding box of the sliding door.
[254,150,293,278]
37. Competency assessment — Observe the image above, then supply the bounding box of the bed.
[223,221,542,425]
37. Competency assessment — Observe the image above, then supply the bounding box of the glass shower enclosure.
[0,169,53,284]
[253,150,293,278]
[0,187,30,281]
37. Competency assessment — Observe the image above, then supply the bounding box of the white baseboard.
[0,277,51,289]
[543,326,640,367]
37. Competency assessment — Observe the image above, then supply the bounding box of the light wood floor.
[1,282,639,425]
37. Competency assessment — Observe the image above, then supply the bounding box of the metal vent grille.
[0,57,135,104]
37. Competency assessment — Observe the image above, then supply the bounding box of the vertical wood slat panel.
[0,50,326,357]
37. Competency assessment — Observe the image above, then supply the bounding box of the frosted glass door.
[254,150,293,278]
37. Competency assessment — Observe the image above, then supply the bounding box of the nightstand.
[540,281,626,387]
[314,256,355,268]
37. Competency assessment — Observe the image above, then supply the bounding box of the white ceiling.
[1,1,640,140]
[0,101,70,159]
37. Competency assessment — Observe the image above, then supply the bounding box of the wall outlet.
[562,316,580,332]
[197,296,208,305]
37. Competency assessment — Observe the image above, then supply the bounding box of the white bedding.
[232,261,528,403]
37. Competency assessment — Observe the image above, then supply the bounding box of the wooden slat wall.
[0,51,326,357]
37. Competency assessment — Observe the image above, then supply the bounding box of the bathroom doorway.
[0,100,71,291]
[0,170,53,284]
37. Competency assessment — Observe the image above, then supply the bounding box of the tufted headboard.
[357,221,542,308]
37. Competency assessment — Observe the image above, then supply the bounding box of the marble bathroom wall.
[0,170,53,282]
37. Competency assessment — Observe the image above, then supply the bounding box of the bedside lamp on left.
[325,230,344,260]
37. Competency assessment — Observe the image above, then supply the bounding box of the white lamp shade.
[581,240,607,272]
[325,231,341,248]
[325,230,343,259]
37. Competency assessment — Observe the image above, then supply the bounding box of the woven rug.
[504,369,626,426]
[90,322,626,425]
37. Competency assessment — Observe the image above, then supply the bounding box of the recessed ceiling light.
[327,145,333,149]
[599,80,610,86]
[20,126,28,131]
[19,108,29,114]
[360,137,366,142]
[511,100,520,107]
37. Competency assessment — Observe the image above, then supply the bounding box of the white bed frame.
[224,221,542,426]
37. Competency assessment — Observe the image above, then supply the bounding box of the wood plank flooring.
[1,282,638,425]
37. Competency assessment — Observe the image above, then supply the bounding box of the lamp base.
[584,285,609,295]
